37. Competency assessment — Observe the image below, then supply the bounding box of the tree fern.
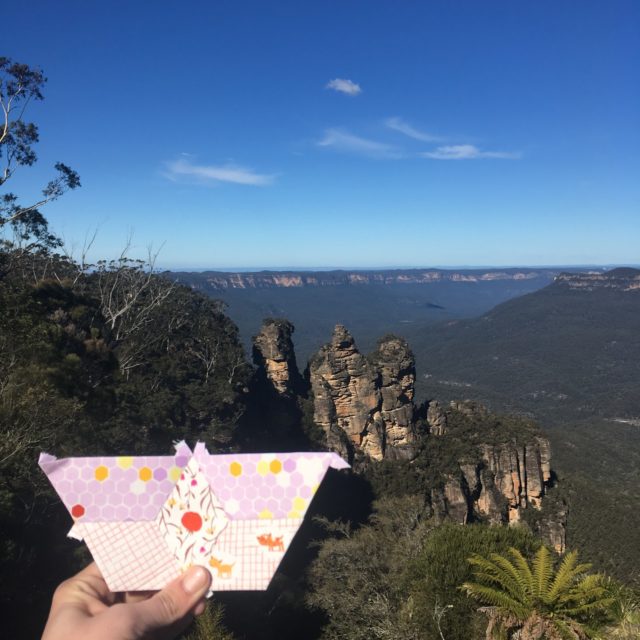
[462,546,616,639]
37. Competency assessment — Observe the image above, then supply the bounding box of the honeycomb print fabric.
[39,442,349,592]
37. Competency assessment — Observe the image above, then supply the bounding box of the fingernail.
[182,566,210,594]
[194,600,207,616]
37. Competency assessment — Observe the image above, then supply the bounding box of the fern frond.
[548,551,580,602]
[562,597,616,617]
[469,552,529,602]
[489,553,531,601]
[532,546,553,601]
[462,582,529,620]
[507,547,534,594]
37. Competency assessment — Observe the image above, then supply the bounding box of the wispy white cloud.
[421,144,521,160]
[165,157,275,186]
[325,78,362,96]
[385,117,441,142]
[317,128,401,159]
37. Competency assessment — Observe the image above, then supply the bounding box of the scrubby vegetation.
[0,249,251,637]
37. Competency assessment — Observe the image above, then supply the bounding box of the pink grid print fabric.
[72,522,181,591]
[208,519,301,591]
[40,442,349,593]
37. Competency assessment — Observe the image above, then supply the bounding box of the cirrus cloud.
[385,117,442,142]
[325,78,362,96]
[317,128,401,159]
[164,157,275,186]
[421,144,521,160]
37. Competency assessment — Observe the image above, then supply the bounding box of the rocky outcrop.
[538,505,568,554]
[477,437,551,522]
[370,336,416,453]
[428,436,564,551]
[426,400,447,435]
[309,325,382,460]
[308,326,417,461]
[449,399,489,418]
[252,319,301,397]
[256,320,564,548]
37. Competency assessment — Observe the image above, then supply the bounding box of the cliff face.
[423,400,562,547]
[308,326,416,461]
[555,268,640,292]
[176,268,558,290]
[252,321,564,548]
[434,439,551,521]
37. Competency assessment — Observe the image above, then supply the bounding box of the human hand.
[42,562,212,640]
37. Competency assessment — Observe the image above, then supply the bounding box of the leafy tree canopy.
[1,57,80,249]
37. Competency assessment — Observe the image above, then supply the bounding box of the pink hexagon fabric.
[39,442,349,592]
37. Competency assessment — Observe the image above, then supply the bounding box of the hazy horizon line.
[161,263,639,273]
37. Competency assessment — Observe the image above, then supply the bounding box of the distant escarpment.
[173,267,560,291]
[251,320,564,549]
[554,267,640,291]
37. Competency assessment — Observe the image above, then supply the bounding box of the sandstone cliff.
[252,321,564,548]
[308,326,416,461]
[252,318,302,397]
[425,402,564,551]
[174,268,559,290]
[555,267,640,291]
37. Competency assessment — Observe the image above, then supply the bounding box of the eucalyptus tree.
[0,57,80,250]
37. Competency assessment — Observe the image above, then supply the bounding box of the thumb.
[130,566,212,636]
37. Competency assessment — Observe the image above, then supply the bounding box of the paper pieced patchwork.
[155,455,229,571]
[40,442,349,593]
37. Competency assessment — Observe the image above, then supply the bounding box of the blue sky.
[4,1,639,268]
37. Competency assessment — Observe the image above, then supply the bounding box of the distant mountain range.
[170,267,565,290]
[170,268,576,362]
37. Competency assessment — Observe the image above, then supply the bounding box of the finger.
[193,598,207,616]
[123,590,155,604]
[74,562,102,579]
[127,566,212,636]
[51,562,115,613]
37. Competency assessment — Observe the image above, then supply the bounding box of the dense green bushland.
[0,249,251,637]
[2,249,637,639]
[404,281,640,588]
[306,497,633,640]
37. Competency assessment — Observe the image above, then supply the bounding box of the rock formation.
[252,319,301,397]
[252,320,564,549]
[425,410,564,550]
[308,326,417,461]
[369,335,417,453]
[426,400,448,435]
